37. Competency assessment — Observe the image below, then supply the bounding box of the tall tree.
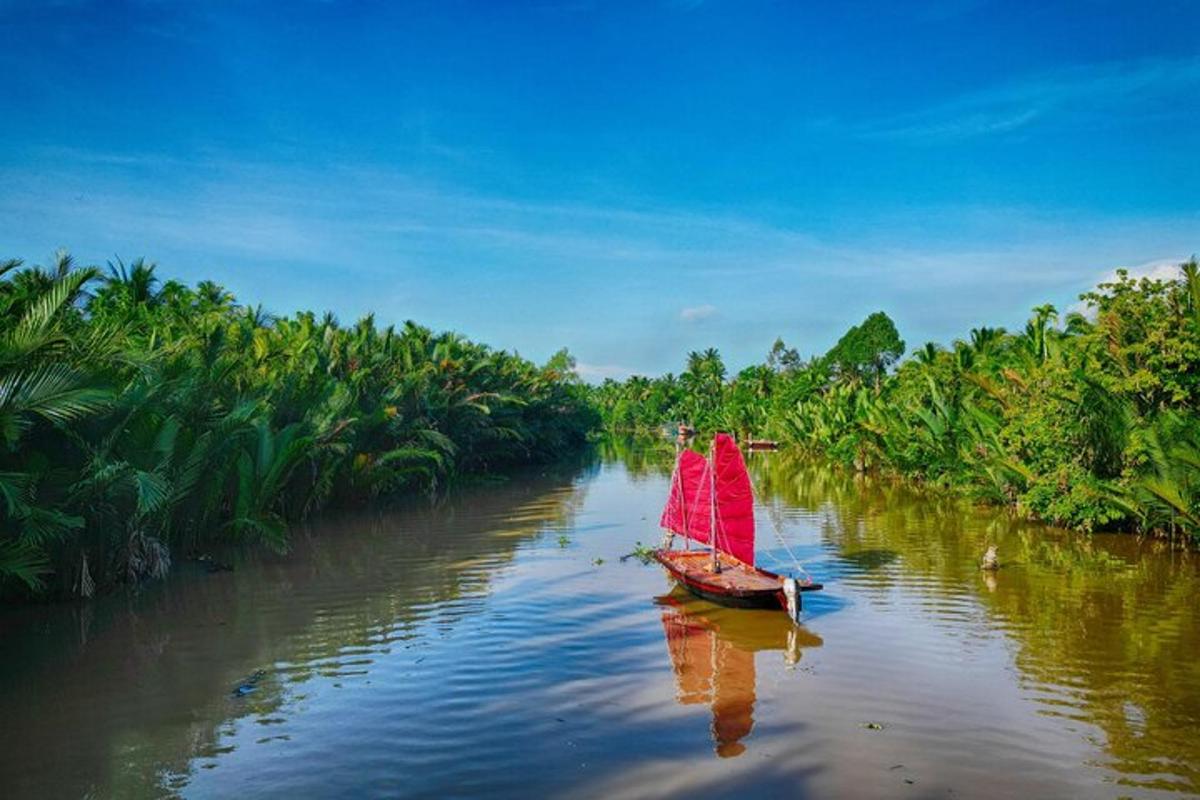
[767,337,801,372]
[825,311,905,387]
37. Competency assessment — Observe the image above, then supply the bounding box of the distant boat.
[654,433,822,621]
[660,422,696,442]
[745,439,779,451]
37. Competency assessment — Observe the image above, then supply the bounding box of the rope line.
[767,501,814,582]
[673,443,813,583]
[752,480,814,583]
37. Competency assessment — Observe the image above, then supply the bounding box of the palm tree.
[0,263,109,589]
[1021,304,1059,365]
[969,326,1004,357]
[915,342,940,366]
[1121,412,1200,539]
[105,257,161,307]
[1181,257,1200,324]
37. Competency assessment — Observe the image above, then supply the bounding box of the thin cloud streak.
[679,304,718,322]
[1,147,1196,375]
[857,56,1200,142]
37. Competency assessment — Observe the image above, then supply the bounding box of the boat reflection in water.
[657,589,823,758]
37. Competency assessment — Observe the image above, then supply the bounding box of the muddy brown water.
[2,441,1198,799]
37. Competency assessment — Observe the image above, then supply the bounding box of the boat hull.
[653,549,821,612]
[678,581,784,609]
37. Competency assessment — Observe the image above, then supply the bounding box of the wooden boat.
[654,433,822,621]
[745,438,779,451]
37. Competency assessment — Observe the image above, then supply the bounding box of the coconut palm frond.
[0,538,51,591]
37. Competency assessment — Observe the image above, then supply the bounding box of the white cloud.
[575,362,635,382]
[679,304,718,322]
[1096,258,1186,285]
[2,146,1197,376]
[1068,257,1187,317]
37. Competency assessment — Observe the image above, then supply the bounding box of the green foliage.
[0,252,597,600]
[824,311,905,386]
[1118,411,1200,537]
[592,258,1200,540]
[620,540,656,564]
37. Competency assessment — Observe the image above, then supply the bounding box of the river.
[2,439,1198,798]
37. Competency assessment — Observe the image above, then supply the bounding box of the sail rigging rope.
[682,454,710,550]
[664,446,689,549]
[671,439,813,583]
[748,482,816,582]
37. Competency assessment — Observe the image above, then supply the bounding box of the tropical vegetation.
[0,252,596,600]
[592,259,1200,541]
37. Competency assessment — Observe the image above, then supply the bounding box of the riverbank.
[592,260,1200,542]
[0,254,598,601]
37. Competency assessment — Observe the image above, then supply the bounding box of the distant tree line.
[0,252,597,600]
[591,259,1200,541]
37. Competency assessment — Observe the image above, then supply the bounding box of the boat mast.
[676,438,689,551]
[709,439,720,573]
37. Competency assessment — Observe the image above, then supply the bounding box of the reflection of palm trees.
[595,435,677,480]
[0,467,588,799]
[657,590,822,758]
[750,450,1200,794]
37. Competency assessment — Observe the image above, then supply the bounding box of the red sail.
[660,449,709,542]
[709,433,755,565]
[661,434,756,565]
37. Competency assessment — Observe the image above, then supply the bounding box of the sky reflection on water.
[1,441,1198,798]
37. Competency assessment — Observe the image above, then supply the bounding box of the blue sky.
[1,0,1197,379]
